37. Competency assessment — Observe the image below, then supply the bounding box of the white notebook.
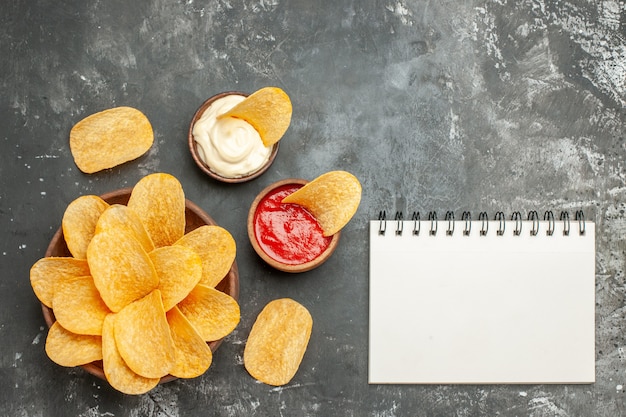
[369,211,595,384]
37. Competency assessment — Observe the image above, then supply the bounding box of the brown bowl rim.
[188,91,279,184]
[247,179,340,273]
[42,187,240,384]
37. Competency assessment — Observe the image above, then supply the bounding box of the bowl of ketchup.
[247,179,341,273]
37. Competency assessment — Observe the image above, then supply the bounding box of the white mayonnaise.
[192,95,271,178]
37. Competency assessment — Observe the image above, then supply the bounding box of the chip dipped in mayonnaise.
[192,95,272,178]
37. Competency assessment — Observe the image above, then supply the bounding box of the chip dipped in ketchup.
[247,179,340,273]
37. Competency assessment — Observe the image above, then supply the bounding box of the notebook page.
[368,220,595,384]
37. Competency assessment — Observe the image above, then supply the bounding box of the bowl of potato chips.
[247,171,361,273]
[31,173,240,394]
[188,87,291,183]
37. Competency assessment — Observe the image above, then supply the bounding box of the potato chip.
[127,173,186,248]
[166,306,213,378]
[114,290,174,379]
[216,87,292,147]
[69,106,154,174]
[101,314,160,395]
[174,225,236,288]
[95,204,155,253]
[62,195,110,259]
[30,257,90,308]
[87,229,158,313]
[52,275,110,336]
[243,298,312,386]
[282,171,361,237]
[45,322,102,367]
[149,245,202,311]
[177,284,240,342]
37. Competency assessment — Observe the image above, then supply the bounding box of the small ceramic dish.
[247,179,340,273]
[188,91,279,183]
[42,188,239,383]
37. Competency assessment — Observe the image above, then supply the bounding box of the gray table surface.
[2,0,625,416]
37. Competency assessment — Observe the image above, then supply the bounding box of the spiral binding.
[376,210,586,237]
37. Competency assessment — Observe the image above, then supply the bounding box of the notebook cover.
[368,220,595,384]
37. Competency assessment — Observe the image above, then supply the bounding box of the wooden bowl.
[247,179,340,273]
[42,188,239,384]
[188,91,279,183]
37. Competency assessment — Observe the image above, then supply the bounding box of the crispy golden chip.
[216,87,292,147]
[52,275,110,336]
[95,204,155,253]
[127,173,186,248]
[243,298,312,386]
[45,322,102,367]
[87,229,158,313]
[174,225,236,288]
[282,170,362,237]
[149,245,202,311]
[114,290,174,379]
[102,314,160,395]
[62,195,110,259]
[166,306,213,379]
[177,284,240,342]
[30,257,90,308]
[69,106,154,174]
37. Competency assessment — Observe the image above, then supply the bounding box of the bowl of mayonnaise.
[188,91,279,183]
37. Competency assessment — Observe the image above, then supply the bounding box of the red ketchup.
[253,184,332,265]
